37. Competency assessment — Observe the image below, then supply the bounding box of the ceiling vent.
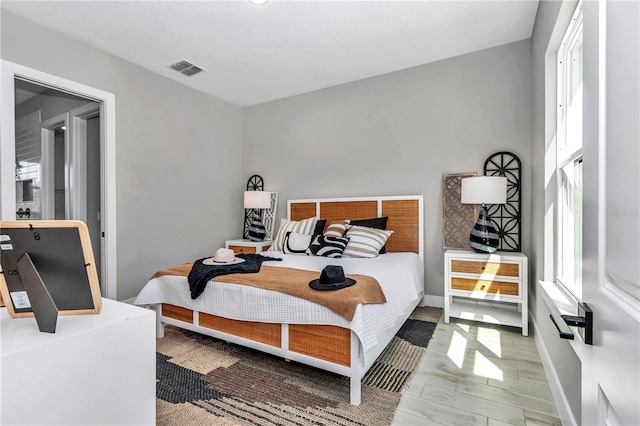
[169,59,205,77]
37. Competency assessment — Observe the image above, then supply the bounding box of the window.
[556,4,583,299]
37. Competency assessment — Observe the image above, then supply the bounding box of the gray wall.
[242,40,532,299]
[2,10,244,300]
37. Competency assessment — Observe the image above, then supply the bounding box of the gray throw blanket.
[188,253,282,299]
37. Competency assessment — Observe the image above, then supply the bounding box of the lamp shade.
[244,191,271,209]
[461,176,507,205]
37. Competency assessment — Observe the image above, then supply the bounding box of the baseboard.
[421,295,444,308]
[532,315,577,426]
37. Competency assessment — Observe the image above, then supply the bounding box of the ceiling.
[2,1,539,108]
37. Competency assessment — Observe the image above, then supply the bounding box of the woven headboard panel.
[289,196,423,256]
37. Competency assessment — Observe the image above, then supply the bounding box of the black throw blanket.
[188,253,282,299]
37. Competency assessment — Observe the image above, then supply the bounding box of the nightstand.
[225,239,272,254]
[444,249,528,336]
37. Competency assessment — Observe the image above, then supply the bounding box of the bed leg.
[350,377,361,406]
[349,330,361,406]
[156,304,165,338]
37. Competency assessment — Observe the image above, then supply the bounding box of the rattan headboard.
[288,196,423,256]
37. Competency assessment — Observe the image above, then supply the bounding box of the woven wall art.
[442,172,478,249]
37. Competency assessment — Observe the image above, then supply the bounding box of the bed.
[134,195,424,406]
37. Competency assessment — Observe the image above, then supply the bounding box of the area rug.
[156,307,440,426]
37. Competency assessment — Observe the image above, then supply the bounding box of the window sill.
[538,280,580,316]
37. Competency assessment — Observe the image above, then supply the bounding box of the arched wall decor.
[243,175,263,239]
[242,175,277,240]
[484,152,522,252]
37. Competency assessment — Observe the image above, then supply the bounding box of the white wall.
[1,11,244,300]
[242,40,532,300]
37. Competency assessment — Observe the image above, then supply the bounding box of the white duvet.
[133,252,424,355]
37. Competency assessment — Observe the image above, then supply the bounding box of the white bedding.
[133,252,424,357]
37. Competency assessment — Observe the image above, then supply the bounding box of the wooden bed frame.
[155,195,424,405]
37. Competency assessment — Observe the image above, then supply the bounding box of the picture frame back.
[0,220,102,318]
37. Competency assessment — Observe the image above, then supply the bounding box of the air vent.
[169,59,205,77]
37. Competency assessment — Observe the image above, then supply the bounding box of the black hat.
[309,265,356,291]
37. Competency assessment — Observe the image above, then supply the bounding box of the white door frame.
[40,112,70,220]
[1,60,117,300]
[69,102,101,225]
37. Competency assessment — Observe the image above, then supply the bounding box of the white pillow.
[342,225,394,258]
[282,232,313,255]
[269,216,318,251]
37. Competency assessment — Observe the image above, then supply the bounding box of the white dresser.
[1,298,156,425]
[444,249,528,336]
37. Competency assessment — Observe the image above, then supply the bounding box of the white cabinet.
[444,249,528,336]
[1,298,156,425]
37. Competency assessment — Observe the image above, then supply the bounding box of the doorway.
[17,81,102,282]
[1,60,117,299]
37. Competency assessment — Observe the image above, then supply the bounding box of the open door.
[577,2,639,424]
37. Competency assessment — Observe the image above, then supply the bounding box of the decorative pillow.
[282,232,313,255]
[312,219,327,239]
[323,220,350,237]
[269,216,317,251]
[342,225,394,258]
[349,217,388,230]
[306,235,349,258]
[350,217,389,253]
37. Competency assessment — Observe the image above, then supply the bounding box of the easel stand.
[16,253,58,333]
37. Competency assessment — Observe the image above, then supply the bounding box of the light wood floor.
[392,312,562,426]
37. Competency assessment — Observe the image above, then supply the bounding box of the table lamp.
[244,191,271,241]
[461,176,507,253]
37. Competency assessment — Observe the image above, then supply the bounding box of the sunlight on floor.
[447,330,468,368]
[456,323,470,332]
[473,350,504,381]
[446,321,505,381]
[477,327,502,357]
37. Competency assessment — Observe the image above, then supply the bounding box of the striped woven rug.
[156,307,440,426]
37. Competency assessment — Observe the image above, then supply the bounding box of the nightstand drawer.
[450,277,520,296]
[228,245,257,254]
[451,260,520,277]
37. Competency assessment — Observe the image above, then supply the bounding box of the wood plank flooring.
[392,312,562,426]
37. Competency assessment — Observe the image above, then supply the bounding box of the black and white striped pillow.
[269,216,317,251]
[306,236,349,258]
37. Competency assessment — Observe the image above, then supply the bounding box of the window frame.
[555,2,584,300]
